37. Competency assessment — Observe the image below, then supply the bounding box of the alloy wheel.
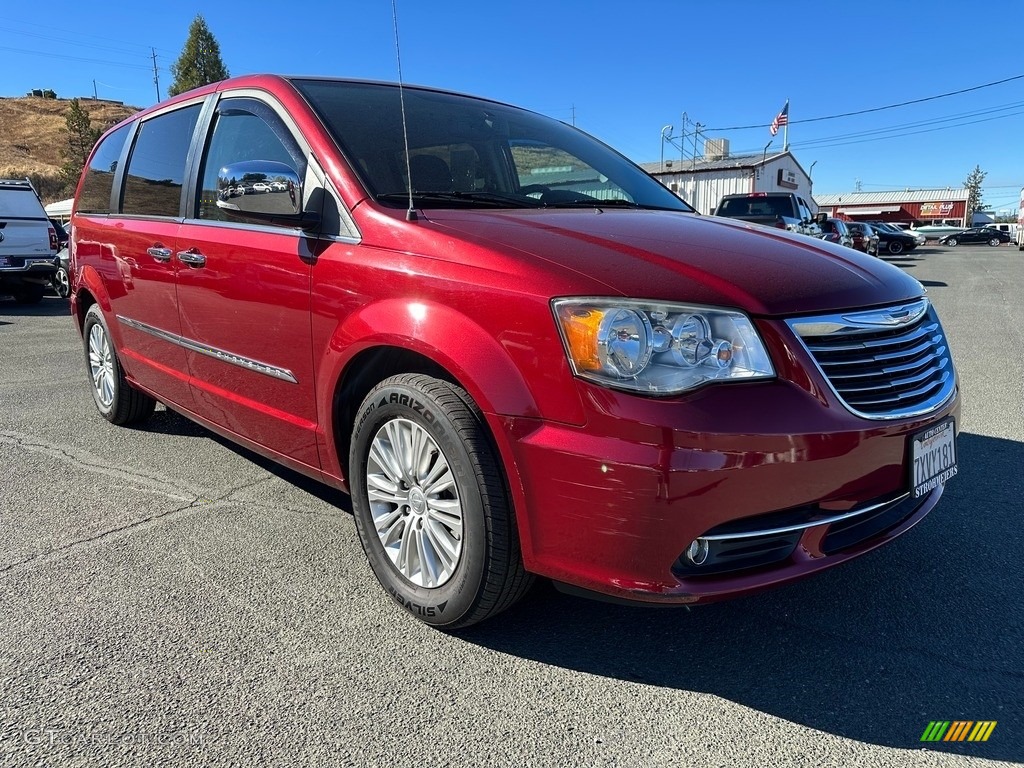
[88,323,115,408]
[366,417,464,588]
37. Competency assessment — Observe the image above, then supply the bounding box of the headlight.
[553,299,775,395]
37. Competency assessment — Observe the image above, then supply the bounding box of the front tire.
[349,374,531,628]
[945,237,958,247]
[887,240,904,255]
[82,305,156,425]
[988,237,1001,247]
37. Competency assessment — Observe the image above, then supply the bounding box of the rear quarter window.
[77,124,130,214]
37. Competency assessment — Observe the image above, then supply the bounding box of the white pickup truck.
[0,178,58,303]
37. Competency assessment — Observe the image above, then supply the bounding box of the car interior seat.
[409,155,454,192]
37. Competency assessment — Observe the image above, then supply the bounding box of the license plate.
[0,257,9,267]
[910,419,957,498]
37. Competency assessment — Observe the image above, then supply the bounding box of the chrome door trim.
[116,315,298,384]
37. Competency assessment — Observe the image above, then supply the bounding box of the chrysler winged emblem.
[842,299,929,328]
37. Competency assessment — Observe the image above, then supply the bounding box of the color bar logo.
[921,721,997,742]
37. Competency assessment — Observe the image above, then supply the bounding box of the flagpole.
[783,98,789,152]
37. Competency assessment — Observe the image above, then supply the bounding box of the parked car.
[0,178,58,303]
[866,221,924,246]
[846,221,879,255]
[69,74,960,628]
[984,222,1019,240]
[939,227,1011,247]
[52,246,71,299]
[867,225,920,255]
[818,218,854,248]
[48,218,69,250]
[713,192,823,238]
[909,224,964,241]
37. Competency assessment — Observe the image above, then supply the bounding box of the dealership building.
[641,140,814,216]
[813,188,970,228]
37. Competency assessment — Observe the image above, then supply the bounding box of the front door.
[175,97,320,470]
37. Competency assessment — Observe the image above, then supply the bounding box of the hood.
[419,209,923,317]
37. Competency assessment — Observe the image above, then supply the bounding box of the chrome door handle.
[177,250,206,267]
[146,246,172,261]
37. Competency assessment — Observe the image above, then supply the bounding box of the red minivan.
[70,75,959,627]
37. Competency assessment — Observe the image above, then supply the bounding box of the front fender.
[318,297,566,421]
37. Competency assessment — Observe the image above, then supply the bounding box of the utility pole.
[151,48,161,102]
[92,80,98,100]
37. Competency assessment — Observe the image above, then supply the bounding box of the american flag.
[770,102,789,136]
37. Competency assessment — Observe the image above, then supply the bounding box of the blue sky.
[4,1,1022,213]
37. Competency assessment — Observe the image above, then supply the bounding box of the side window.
[77,124,130,214]
[121,104,201,217]
[196,99,306,222]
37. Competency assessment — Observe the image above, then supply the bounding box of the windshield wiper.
[376,191,542,209]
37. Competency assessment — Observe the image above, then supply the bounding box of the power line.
[724,105,1024,156]
[0,45,158,72]
[705,73,1024,131]
[5,19,176,57]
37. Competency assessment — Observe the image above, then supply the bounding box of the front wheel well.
[332,347,455,480]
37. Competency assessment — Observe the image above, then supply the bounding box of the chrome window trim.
[188,88,362,242]
[116,315,298,384]
[786,298,957,421]
[703,493,911,542]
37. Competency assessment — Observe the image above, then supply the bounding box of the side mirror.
[814,212,827,224]
[216,160,320,231]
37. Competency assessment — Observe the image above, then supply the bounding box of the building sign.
[920,202,955,217]
[777,169,799,190]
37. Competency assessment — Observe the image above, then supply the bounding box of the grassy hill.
[0,95,139,204]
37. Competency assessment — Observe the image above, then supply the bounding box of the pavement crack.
[0,496,210,577]
[0,430,202,502]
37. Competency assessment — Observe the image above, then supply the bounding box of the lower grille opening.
[673,532,801,578]
[673,491,919,579]
[820,494,920,554]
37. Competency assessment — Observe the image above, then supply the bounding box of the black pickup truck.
[714,192,823,238]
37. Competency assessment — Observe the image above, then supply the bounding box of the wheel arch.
[320,300,545,485]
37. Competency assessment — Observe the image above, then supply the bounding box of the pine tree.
[168,15,229,97]
[60,99,101,193]
[963,165,987,226]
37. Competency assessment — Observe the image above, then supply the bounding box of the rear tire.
[83,304,156,425]
[988,237,1001,247]
[349,373,532,628]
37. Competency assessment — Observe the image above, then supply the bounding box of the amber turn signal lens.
[558,306,604,372]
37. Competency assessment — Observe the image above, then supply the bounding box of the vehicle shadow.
[137,407,352,512]
[459,432,1023,760]
[0,295,72,317]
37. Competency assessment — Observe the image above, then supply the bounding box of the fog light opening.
[686,538,710,566]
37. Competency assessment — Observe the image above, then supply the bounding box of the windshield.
[291,79,692,212]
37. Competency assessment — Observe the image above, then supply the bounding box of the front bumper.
[500,375,959,605]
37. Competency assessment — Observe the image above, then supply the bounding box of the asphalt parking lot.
[1,243,1022,767]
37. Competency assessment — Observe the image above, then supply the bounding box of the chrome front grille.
[787,299,956,420]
